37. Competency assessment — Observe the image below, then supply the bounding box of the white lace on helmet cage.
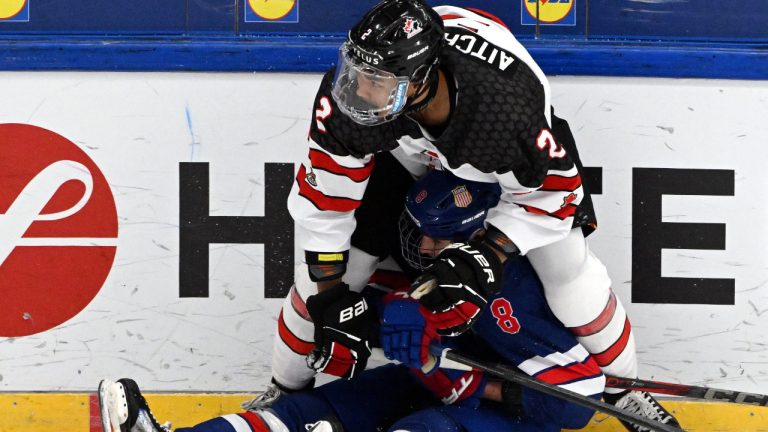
[331,42,411,126]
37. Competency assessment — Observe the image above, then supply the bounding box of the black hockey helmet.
[331,0,445,125]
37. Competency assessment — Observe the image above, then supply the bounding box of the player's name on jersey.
[444,31,516,72]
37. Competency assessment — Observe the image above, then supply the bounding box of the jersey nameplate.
[444,29,517,73]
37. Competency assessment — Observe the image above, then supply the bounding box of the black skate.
[98,378,171,432]
[605,390,681,432]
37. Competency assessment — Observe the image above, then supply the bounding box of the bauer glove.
[306,283,375,379]
[412,241,503,336]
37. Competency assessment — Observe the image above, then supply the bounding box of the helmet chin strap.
[405,65,440,114]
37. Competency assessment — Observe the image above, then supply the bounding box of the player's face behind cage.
[331,43,410,126]
[333,0,445,125]
[398,209,484,270]
[398,209,439,270]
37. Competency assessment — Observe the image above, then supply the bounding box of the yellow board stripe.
[0,394,91,432]
[570,400,768,432]
[0,394,765,431]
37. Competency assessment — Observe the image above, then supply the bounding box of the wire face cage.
[398,210,435,271]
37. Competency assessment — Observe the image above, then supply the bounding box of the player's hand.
[305,283,374,380]
[413,367,487,405]
[411,241,503,336]
[380,290,441,375]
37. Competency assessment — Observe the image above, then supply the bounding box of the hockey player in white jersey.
[271,1,680,430]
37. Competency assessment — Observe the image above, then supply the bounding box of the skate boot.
[241,377,315,411]
[605,390,681,432]
[98,378,171,432]
[241,383,284,411]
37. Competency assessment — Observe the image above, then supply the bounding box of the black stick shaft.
[606,376,768,407]
[445,351,685,432]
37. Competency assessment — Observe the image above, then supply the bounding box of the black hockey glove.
[411,241,503,336]
[500,380,524,418]
[306,283,375,380]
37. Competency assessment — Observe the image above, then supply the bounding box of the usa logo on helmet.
[521,0,576,26]
[452,185,473,208]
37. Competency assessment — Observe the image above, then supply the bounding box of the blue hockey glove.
[380,291,441,375]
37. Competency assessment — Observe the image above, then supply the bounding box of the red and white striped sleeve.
[486,164,584,255]
[287,140,375,253]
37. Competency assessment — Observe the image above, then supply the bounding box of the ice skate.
[605,390,681,432]
[241,382,284,411]
[98,378,171,432]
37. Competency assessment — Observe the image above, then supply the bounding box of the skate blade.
[98,379,119,432]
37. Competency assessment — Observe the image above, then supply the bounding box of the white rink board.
[0,72,766,393]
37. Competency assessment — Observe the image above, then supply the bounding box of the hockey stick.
[370,347,684,432]
[605,375,768,407]
[371,347,472,372]
[440,349,685,432]
[408,347,767,407]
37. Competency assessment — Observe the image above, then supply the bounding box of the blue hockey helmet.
[399,170,501,269]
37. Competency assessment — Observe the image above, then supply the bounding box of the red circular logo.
[0,124,117,336]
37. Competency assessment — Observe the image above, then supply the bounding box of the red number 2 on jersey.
[490,298,521,334]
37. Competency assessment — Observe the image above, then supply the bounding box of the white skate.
[98,378,171,432]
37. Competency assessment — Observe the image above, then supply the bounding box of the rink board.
[0,393,765,432]
[0,71,767,431]
[1,1,767,79]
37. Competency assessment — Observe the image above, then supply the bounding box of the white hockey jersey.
[288,5,592,257]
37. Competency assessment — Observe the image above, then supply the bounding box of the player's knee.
[388,409,462,432]
[547,251,609,291]
[541,253,612,327]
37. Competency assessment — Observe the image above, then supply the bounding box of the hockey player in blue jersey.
[98,170,614,432]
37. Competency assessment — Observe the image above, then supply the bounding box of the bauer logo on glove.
[411,241,503,336]
[339,299,368,323]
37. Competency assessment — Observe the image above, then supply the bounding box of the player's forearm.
[482,380,503,402]
[306,251,349,291]
[490,247,509,264]
[317,278,343,292]
[479,225,520,264]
